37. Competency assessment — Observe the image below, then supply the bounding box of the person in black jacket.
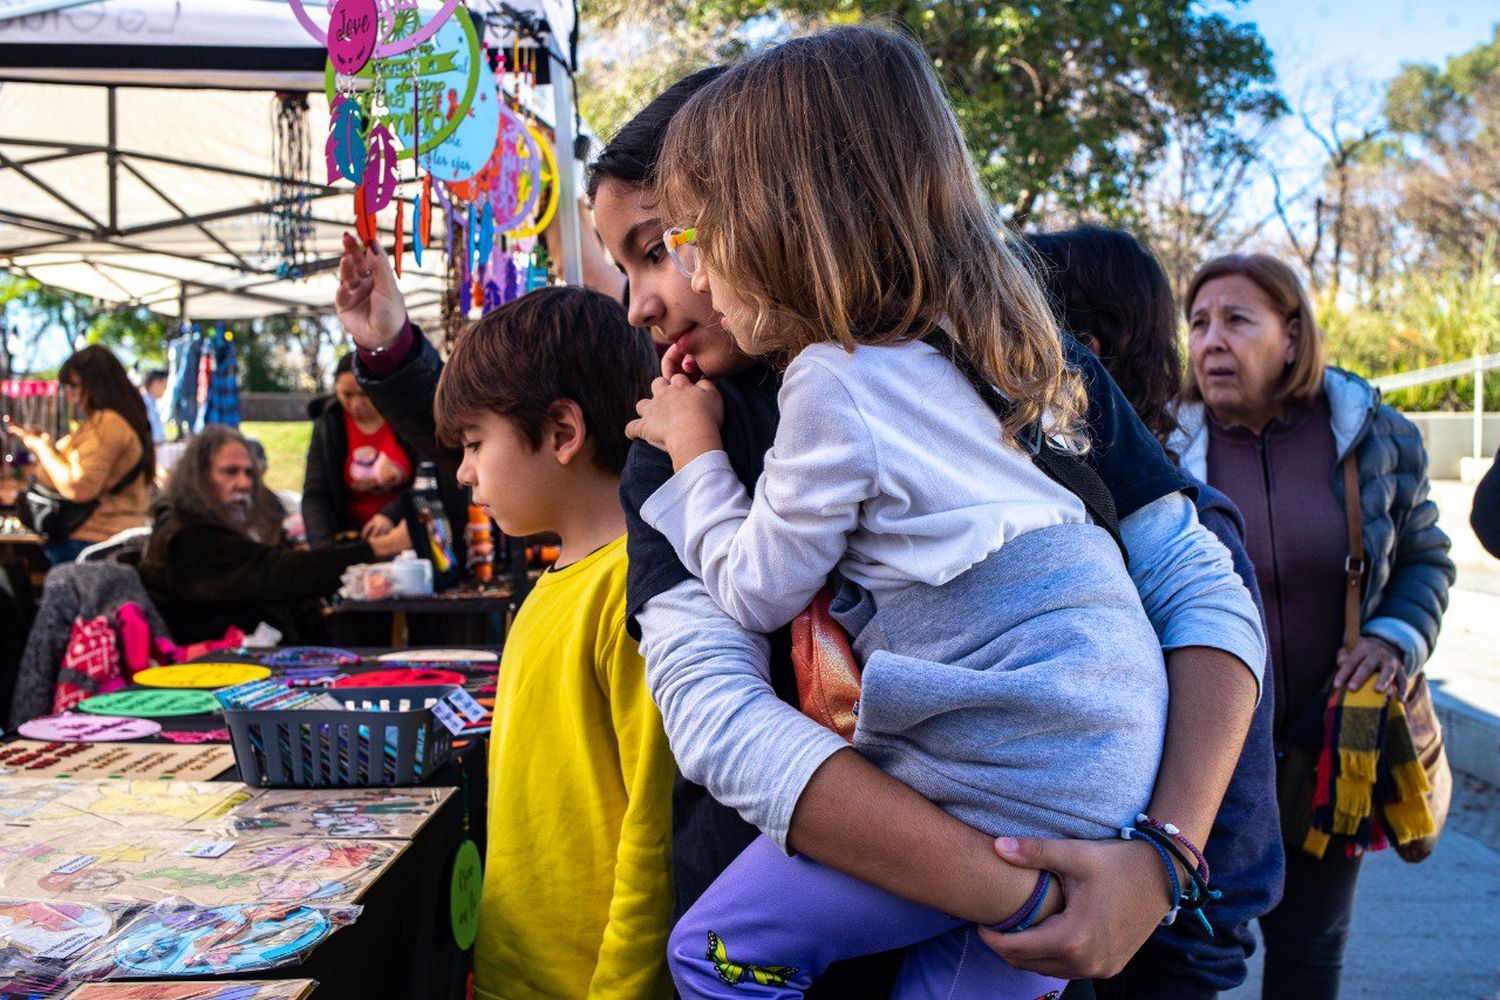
[302,353,415,547]
[1473,458,1500,559]
[140,425,409,644]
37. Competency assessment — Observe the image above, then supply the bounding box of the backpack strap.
[920,330,1126,562]
[106,453,148,496]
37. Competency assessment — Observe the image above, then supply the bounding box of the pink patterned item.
[18,713,161,742]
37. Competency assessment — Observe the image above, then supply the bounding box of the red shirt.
[343,410,413,529]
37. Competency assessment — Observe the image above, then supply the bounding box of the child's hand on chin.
[626,374,725,472]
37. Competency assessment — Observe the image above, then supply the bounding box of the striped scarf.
[1302,676,1435,858]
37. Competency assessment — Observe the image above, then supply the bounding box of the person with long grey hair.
[139,425,409,644]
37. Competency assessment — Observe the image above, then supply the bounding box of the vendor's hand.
[661,339,703,381]
[1333,635,1406,697]
[336,232,408,352]
[979,836,1170,980]
[11,425,49,447]
[361,513,396,540]
[368,521,412,560]
[625,375,723,471]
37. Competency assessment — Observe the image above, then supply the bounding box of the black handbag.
[25,455,147,541]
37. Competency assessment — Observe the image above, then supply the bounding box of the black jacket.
[139,506,374,644]
[1474,458,1500,559]
[301,395,414,548]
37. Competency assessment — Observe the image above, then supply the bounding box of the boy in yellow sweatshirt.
[433,286,674,999]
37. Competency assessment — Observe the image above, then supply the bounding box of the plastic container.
[219,685,457,788]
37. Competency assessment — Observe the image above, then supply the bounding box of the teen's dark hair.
[434,286,655,475]
[58,345,156,482]
[1023,226,1183,453]
[143,369,168,389]
[333,353,355,380]
[585,65,729,198]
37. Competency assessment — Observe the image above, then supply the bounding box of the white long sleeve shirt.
[640,339,1087,634]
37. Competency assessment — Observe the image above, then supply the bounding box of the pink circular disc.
[327,0,378,74]
[291,0,460,58]
[333,668,466,688]
[18,713,162,742]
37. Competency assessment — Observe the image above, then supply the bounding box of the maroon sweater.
[1207,393,1348,737]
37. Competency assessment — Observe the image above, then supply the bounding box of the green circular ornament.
[324,5,481,159]
[450,837,482,950]
[77,688,222,718]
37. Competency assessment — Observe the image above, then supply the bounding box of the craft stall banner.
[66,981,319,1000]
[0,740,235,780]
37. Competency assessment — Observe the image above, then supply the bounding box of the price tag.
[444,689,487,725]
[430,700,465,735]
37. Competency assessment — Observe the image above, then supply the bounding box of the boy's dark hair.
[585,65,729,199]
[434,286,655,475]
[1023,226,1182,452]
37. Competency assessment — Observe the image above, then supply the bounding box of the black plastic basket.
[220,685,457,788]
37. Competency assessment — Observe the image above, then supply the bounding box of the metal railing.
[1372,352,1500,460]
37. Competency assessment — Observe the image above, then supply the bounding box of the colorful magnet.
[327,0,378,74]
[361,125,399,213]
[332,668,466,688]
[17,713,162,742]
[77,689,222,719]
[134,664,272,689]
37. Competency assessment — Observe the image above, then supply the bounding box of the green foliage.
[578,0,1284,222]
[240,420,313,494]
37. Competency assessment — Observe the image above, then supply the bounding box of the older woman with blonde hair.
[1171,253,1453,1000]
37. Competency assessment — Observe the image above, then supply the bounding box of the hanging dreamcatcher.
[270,92,315,279]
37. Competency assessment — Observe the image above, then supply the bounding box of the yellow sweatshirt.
[475,535,674,1000]
[35,409,150,542]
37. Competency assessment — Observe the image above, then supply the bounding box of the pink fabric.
[52,616,124,713]
[116,601,153,678]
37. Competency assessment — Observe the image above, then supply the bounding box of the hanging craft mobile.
[269,93,313,279]
[326,0,379,74]
[289,0,460,58]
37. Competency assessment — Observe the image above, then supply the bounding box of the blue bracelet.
[1124,826,1181,925]
[986,870,1054,934]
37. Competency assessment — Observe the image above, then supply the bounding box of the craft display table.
[0,645,498,998]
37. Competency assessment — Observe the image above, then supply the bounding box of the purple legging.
[670,834,1067,1000]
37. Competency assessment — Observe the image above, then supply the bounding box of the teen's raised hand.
[978,835,1171,980]
[625,374,724,472]
[336,232,408,352]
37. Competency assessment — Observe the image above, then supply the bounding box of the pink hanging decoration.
[327,0,379,74]
[361,125,400,213]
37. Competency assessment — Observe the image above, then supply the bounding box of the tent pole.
[549,48,582,286]
[107,86,119,235]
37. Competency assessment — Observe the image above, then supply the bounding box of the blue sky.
[1238,0,1494,83]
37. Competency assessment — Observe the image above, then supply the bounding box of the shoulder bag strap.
[106,452,149,496]
[1341,452,1365,653]
[921,331,1125,560]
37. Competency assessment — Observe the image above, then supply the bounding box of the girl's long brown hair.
[657,24,1085,443]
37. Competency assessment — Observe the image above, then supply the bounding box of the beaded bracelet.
[986,870,1054,934]
[261,646,361,669]
[1134,814,1210,884]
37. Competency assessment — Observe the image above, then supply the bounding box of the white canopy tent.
[0,0,581,323]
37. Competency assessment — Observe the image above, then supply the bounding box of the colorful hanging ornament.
[270,92,313,280]
[422,173,433,243]
[361,125,400,213]
[354,186,378,245]
[327,0,378,74]
[290,0,459,58]
[394,199,405,278]
[502,256,518,303]
[411,188,424,267]
[477,201,494,267]
[328,99,366,184]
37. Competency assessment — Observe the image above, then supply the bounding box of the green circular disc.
[324,5,481,159]
[77,688,222,718]
[450,837,482,950]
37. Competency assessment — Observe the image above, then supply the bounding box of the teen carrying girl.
[627,27,1176,998]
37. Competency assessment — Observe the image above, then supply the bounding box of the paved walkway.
[1227,478,1500,999]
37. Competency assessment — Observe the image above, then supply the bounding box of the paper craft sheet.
[66,979,318,999]
[0,827,405,906]
[0,741,235,780]
[0,899,129,974]
[216,787,455,839]
[0,779,258,830]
